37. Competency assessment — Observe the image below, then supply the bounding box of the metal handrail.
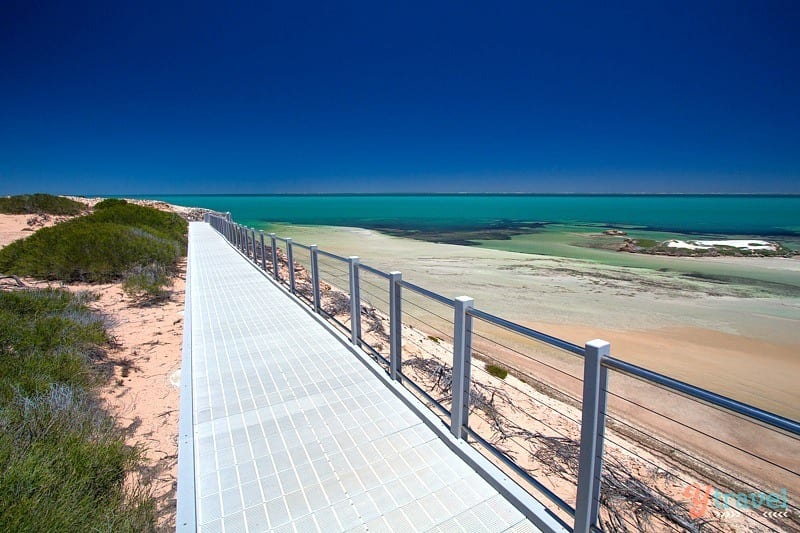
[358,263,390,279]
[317,249,349,262]
[398,279,454,307]
[467,307,586,358]
[604,356,800,436]
[204,212,800,533]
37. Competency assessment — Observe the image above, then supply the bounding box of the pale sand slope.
[268,223,800,420]
[0,212,70,244]
[0,213,183,530]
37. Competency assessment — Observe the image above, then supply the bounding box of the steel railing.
[204,213,800,533]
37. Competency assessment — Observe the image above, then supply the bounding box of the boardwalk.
[177,222,542,532]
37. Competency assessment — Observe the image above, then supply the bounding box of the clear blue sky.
[1,1,798,194]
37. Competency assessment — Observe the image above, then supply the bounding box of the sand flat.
[265,222,800,420]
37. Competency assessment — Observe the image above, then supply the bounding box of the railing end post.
[389,271,403,381]
[575,338,611,533]
[309,245,321,313]
[348,256,361,345]
[450,295,475,440]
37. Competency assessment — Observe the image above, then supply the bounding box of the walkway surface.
[181,222,538,532]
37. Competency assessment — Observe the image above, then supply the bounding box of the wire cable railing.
[205,213,800,533]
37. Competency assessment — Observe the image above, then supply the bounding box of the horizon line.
[82,192,800,198]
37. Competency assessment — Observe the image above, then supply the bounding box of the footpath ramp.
[178,221,538,532]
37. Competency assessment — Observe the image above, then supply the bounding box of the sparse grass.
[0,193,86,215]
[0,203,187,282]
[123,263,171,303]
[0,288,156,531]
[485,363,509,380]
[0,289,107,402]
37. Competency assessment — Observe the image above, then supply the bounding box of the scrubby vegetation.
[0,203,187,286]
[94,197,129,210]
[0,288,155,530]
[485,363,509,379]
[123,263,171,304]
[0,193,86,215]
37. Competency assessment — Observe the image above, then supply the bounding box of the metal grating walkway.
[178,222,540,532]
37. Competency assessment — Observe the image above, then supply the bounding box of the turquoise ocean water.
[138,194,800,236]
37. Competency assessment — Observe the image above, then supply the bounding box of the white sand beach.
[666,239,780,251]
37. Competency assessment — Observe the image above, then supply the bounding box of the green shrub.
[0,203,187,282]
[486,363,509,380]
[123,263,171,303]
[0,288,155,530]
[0,386,155,531]
[88,203,187,244]
[0,289,106,402]
[95,197,129,210]
[0,193,86,215]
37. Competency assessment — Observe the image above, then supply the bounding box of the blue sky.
[1,1,798,194]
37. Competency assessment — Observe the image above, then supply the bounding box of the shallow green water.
[135,194,800,288]
[136,194,800,236]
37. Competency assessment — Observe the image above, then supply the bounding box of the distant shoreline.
[107,192,800,197]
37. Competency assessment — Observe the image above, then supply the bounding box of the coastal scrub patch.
[0,288,155,530]
[123,262,171,303]
[0,193,86,216]
[94,197,129,210]
[0,288,108,402]
[0,203,187,282]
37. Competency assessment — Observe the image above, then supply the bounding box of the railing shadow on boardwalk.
[206,213,800,533]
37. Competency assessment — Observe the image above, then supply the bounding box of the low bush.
[485,363,509,380]
[0,203,187,282]
[0,289,106,402]
[0,289,155,530]
[0,193,86,215]
[88,203,187,244]
[123,263,171,303]
[95,197,129,210]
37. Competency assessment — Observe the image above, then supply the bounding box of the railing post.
[451,296,474,440]
[244,227,250,257]
[269,233,279,281]
[250,229,256,261]
[388,272,402,382]
[310,245,320,312]
[286,238,295,293]
[259,231,266,270]
[348,257,361,345]
[575,339,610,533]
